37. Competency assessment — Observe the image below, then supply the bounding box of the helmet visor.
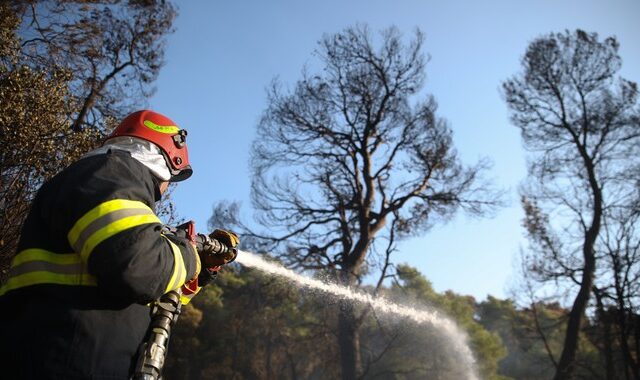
[170,165,193,182]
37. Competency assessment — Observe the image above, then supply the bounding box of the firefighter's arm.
[57,152,201,302]
[67,200,200,303]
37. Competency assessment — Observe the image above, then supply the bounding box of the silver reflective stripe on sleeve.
[71,207,155,254]
[67,199,161,261]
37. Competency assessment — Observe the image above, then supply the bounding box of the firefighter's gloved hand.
[195,229,239,268]
[211,229,240,250]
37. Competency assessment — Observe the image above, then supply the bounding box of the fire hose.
[132,221,236,380]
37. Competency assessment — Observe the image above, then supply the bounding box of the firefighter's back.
[0,152,155,379]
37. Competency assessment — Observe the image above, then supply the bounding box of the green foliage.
[0,6,101,274]
[0,66,98,177]
[166,266,339,379]
[379,265,507,380]
[475,297,621,380]
[165,259,640,379]
[0,3,19,62]
[477,297,560,379]
[167,262,632,379]
[167,263,511,380]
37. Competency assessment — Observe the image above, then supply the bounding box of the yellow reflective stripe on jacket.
[68,199,151,243]
[78,214,161,261]
[68,199,161,261]
[162,236,187,293]
[0,249,96,296]
[12,248,81,266]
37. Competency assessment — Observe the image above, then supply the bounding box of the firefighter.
[0,110,238,379]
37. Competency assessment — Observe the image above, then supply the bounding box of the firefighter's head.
[106,110,193,183]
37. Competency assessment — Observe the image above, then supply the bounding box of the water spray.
[235,249,479,380]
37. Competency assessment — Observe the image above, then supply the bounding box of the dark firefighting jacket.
[0,149,199,379]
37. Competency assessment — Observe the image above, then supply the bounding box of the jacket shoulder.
[39,151,159,243]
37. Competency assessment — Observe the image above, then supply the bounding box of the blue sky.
[149,0,640,301]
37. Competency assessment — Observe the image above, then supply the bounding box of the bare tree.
[597,207,640,379]
[504,29,640,380]
[250,25,500,379]
[18,0,176,132]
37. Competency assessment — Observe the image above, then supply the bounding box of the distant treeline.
[164,262,637,380]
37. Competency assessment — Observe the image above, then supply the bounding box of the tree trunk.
[615,291,638,379]
[264,329,272,380]
[553,264,594,380]
[286,350,298,380]
[594,290,615,380]
[337,268,362,380]
[635,315,640,380]
[338,299,362,380]
[554,161,602,380]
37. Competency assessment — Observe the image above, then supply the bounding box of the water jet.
[235,250,479,380]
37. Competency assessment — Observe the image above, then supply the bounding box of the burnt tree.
[251,25,499,379]
[504,30,640,380]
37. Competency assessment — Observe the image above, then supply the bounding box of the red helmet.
[108,110,192,181]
